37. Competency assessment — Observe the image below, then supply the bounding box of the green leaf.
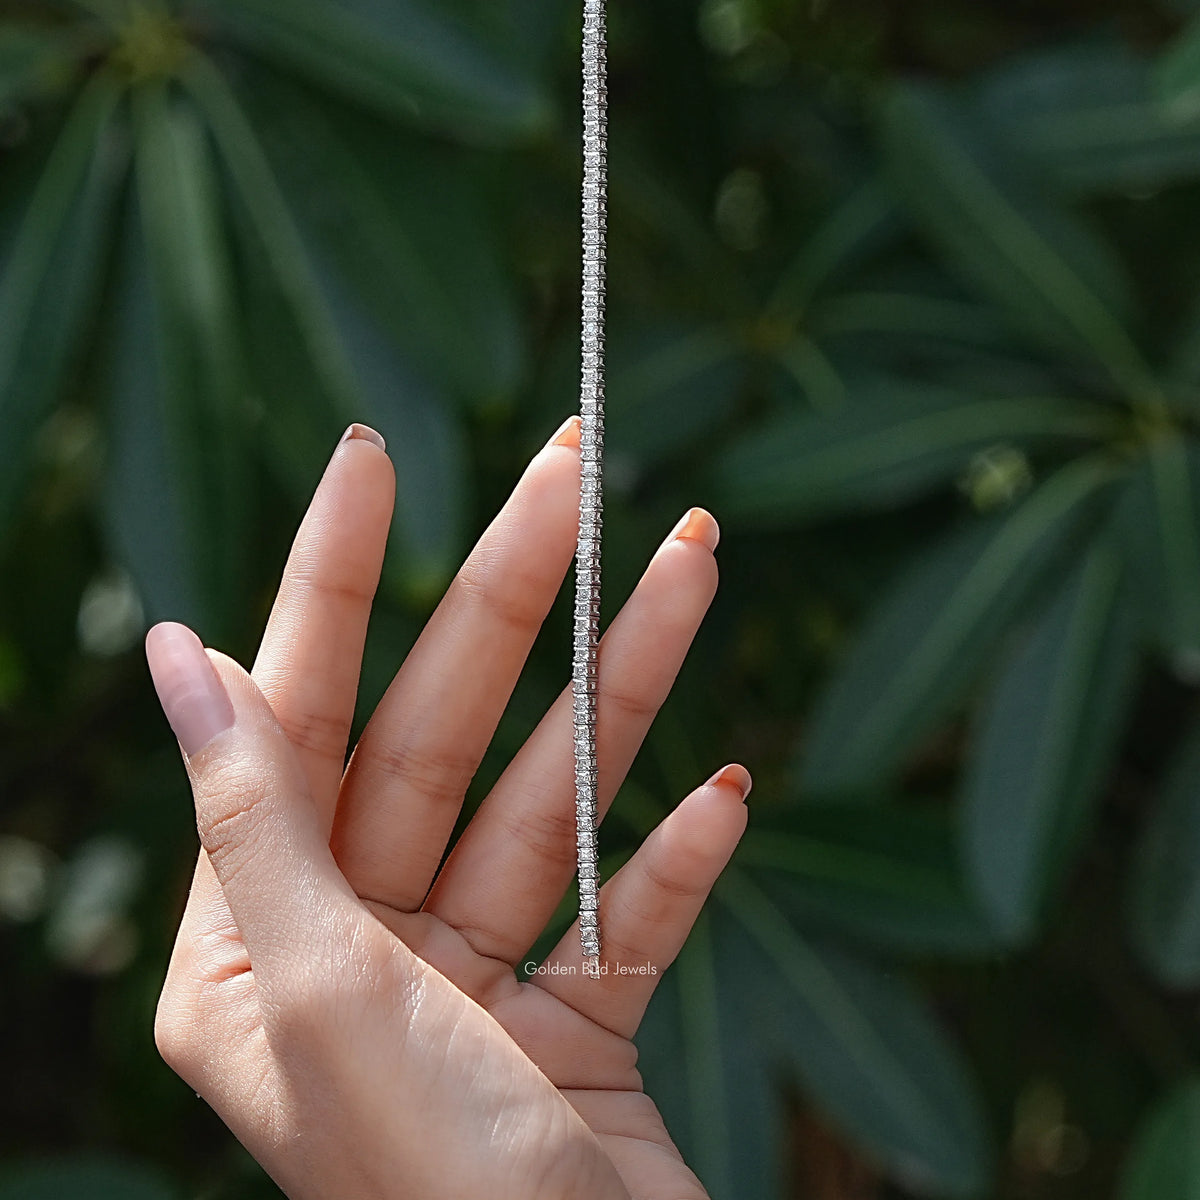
[961,541,1139,945]
[605,320,746,463]
[610,138,743,313]
[120,82,250,638]
[182,55,466,597]
[979,40,1200,195]
[737,805,998,956]
[0,70,124,540]
[182,56,356,455]
[1129,717,1200,987]
[813,291,1011,349]
[709,379,1116,529]
[638,881,994,1199]
[764,178,900,315]
[636,909,784,1200]
[532,316,746,470]
[1167,298,1200,391]
[880,81,1155,400]
[1120,1080,1200,1199]
[103,189,204,632]
[0,25,86,109]
[192,0,552,143]
[1113,434,1200,661]
[321,267,469,596]
[235,66,525,407]
[428,0,566,77]
[717,872,993,1197]
[0,1157,178,1200]
[1157,16,1200,121]
[801,455,1120,795]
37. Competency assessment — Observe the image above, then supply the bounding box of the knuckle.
[497,802,578,874]
[311,575,376,607]
[371,739,478,808]
[277,707,350,763]
[455,556,549,637]
[287,563,377,609]
[641,853,707,901]
[598,677,660,723]
[195,762,268,874]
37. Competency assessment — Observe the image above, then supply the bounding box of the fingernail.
[658,507,720,555]
[339,423,386,452]
[145,622,235,757]
[705,763,752,802]
[546,414,581,449]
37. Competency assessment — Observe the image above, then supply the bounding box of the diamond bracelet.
[574,0,607,972]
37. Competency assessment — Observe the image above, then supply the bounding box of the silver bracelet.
[573,0,607,972]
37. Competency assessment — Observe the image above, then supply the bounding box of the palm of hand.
[152,422,747,1200]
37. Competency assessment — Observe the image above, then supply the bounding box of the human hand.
[148,417,750,1200]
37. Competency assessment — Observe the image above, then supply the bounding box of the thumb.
[146,621,359,984]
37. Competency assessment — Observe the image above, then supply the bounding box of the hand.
[148,417,751,1200]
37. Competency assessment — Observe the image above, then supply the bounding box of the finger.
[330,414,584,912]
[252,424,395,830]
[164,426,391,999]
[422,508,720,962]
[146,622,360,989]
[533,764,750,1039]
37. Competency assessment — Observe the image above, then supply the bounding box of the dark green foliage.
[10,1,1200,1198]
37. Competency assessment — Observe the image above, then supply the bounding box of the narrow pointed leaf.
[609,138,740,309]
[236,67,525,407]
[801,456,1120,795]
[1113,435,1200,660]
[1120,1080,1200,1199]
[124,85,250,638]
[962,541,1139,945]
[103,194,204,631]
[979,40,1200,195]
[0,72,123,539]
[708,381,1115,528]
[1129,718,1200,987]
[880,81,1154,399]
[321,268,469,596]
[635,910,783,1200]
[813,291,1011,348]
[765,179,900,315]
[717,873,993,1197]
[0,25,86,109]
[605,321,745,463]
[192,0,551,143]
[183,55,466,596]
[737,805,997,956]
[1157,17,1200,120]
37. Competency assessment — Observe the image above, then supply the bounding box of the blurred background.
[7,0,1200,1196]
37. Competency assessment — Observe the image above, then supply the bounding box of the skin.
[150,417,750,1200]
